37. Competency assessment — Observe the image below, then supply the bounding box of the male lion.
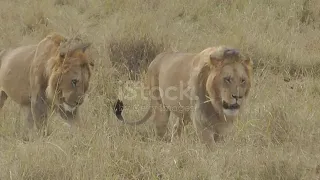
[0,33,94,136]
[114,46,253,148]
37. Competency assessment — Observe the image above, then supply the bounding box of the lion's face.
[205,48,252,117]
[217,63,250,116]
[46,43,93,113]
[58,63,91,112]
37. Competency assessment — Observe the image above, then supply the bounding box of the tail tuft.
[113,99,124,121]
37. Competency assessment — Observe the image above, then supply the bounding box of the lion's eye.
[241,78,246,84]
[71,79,78,88]
[224,77,231,83]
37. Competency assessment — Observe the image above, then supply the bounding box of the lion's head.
[196,46,253,117]
[46,42,94,112]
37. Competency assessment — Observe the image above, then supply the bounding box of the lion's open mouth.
[222,101,240,110]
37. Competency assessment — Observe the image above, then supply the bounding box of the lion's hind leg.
[147,72,171,140]
[153,103,171,140]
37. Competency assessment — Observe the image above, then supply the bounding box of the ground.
[0,0,320,179]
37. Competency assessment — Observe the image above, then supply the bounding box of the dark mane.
[189,56,220,121]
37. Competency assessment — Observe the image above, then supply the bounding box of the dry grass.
[0,0,320,179]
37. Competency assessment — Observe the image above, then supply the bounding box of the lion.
[114,46,253,148]
[0,32,94,136]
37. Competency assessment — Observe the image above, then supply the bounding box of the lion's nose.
[232,94,243,100]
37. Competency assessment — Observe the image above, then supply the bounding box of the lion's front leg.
[30,93,50,135]
[194,122,216,149]
[192,109,216,149]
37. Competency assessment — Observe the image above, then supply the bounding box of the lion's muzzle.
[222,101,240,116]
[62,102,77,112]
[60,96,84,112]
[222,101,240,110]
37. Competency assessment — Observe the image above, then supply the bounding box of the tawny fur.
[114,46,253,148]
[0,32,94,137]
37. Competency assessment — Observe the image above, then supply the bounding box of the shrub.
[108,35,165,81]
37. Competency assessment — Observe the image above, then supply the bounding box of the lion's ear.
[240,52,253,69]
[58,43,91,63]
[243,58,253,67]
[242,57,253,74]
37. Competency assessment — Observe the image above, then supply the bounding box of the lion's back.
[148,52,195,75]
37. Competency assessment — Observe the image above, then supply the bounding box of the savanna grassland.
[0,0,320,179]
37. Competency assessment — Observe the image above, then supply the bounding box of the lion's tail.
[113,99,153,126]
